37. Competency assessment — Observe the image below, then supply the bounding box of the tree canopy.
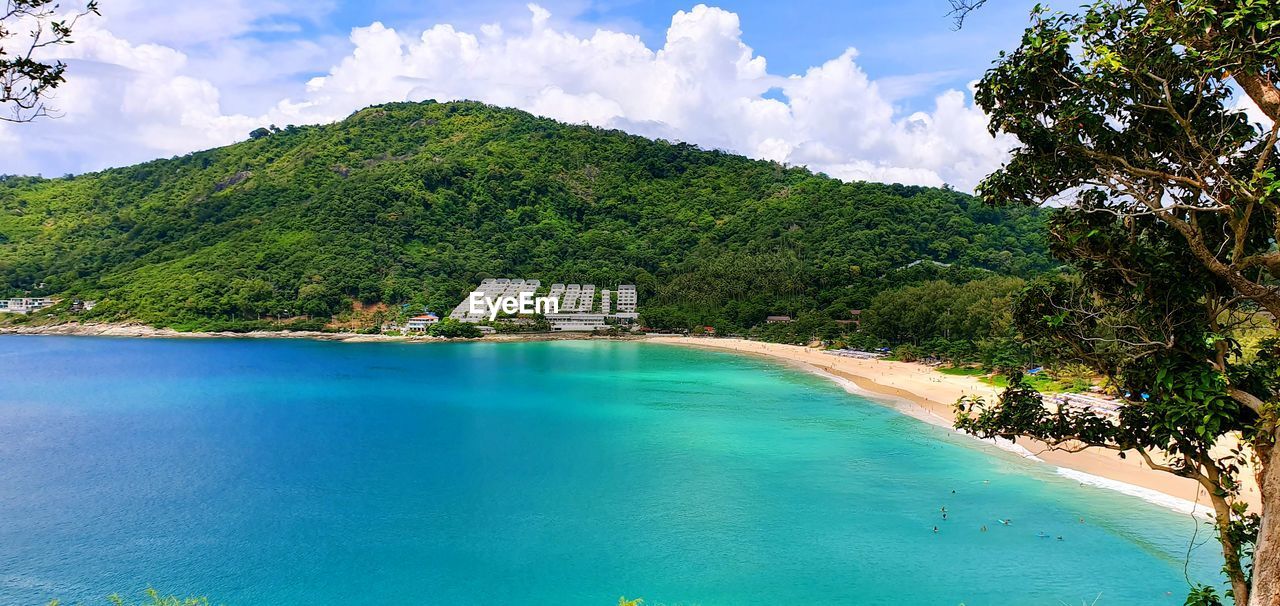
[0,101,1050,332]
[957,1,1280,604]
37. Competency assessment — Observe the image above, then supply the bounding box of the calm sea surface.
[0,337,1223,605]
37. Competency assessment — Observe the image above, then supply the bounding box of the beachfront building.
[579,285,596,312]
[449,279,540,322]
[406,313,440,331]
[546,312,610,332]
[1,297,56,314]
[548,283,566,309]
[616,285,637,313]
[561,284,581,313]
[448,278,641,332]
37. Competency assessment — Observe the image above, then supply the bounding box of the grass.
[938,366,1091,394]
[938,367,987,377]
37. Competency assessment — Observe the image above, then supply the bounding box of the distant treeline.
[693,273,1031,370]
[1,101,1050,332]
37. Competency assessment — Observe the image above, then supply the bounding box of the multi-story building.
[449,279,540,322]
[546,312,610,332]
[406,313,440,331]
[446,279,641,331]
[615,285,637,317]
[548,283,566,310]
[577,284,596,312]
[1,297,56,314]
[561,284,581,313]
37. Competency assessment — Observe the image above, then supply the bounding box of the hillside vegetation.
[0,101,1050,332]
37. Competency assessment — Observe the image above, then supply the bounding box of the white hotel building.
[450,278,639,332]
[615,285,638,318]
[449,278,541,322]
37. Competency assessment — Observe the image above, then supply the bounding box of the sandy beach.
[653,336,1263,514]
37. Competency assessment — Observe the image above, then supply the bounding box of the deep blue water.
[0,337,1222,605]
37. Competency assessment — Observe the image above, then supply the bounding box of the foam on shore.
[803,363,1213,518]
[1055,467,1213,518]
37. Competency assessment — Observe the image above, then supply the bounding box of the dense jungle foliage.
[0,101,1051,332]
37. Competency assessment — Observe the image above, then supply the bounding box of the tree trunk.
[1215,505,1251,604]
[1234,72,1280,123]
[1251,448,1280,606]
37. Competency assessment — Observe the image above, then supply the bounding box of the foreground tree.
[954,1,1280,604]
[0,0,98,122]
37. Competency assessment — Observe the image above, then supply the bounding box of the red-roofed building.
[406,313,440,331]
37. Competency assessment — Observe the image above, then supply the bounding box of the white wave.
[802,363,1212,517]
[1055,467,1213,518]
[970,433,1044,462]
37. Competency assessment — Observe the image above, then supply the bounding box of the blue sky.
[347,1,1034,73]
[3,0,1041,188]
[274,0,1038,112]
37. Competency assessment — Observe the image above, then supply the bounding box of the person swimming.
[933,526,939,533]
[942,513,948,520]
[980,525,988,532]
[1037,532,1050,539]
[1000,519,1011,526]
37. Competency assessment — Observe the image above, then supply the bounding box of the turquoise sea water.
[0,336,1223,605]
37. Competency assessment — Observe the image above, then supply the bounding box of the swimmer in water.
[1000,519,1011,526]
[980,525,988,532]
[933,526,939,533]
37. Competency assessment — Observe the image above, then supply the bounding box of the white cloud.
[4,3,1014,190]
[97,0,334,47]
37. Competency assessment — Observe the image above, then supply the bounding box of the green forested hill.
[0,100,1050,331]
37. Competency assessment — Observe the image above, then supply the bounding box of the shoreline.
[0,322,645,343]
[651,337,1264,516]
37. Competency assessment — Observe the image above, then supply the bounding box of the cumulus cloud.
[5,3,1016,190]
